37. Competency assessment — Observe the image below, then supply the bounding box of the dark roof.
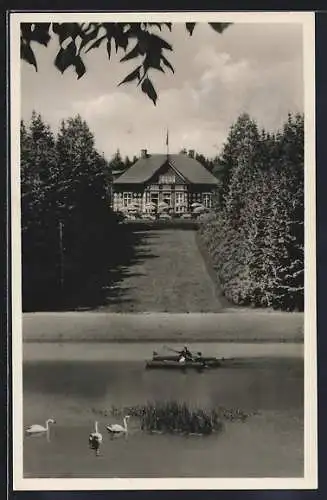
[113,154,219,185]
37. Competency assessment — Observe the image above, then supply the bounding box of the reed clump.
[139,401,224,435]
[109,403,255,423]
[109,401,223,435]
[93,401,256,435]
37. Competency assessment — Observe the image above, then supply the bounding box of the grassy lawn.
[23,311,304,343]
[98,228,228,313]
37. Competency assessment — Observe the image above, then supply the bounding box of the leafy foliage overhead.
[20,22,232,104]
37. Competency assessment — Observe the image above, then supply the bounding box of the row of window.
[158,175,176,184]
[120,192,212,208]
[148,184,187,191]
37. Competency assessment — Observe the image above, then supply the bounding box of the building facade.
[113,150,219,214]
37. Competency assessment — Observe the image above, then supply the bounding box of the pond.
[23,342,304,478]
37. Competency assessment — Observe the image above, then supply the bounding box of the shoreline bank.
[22,311,304,343]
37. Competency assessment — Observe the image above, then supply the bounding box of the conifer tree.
[199,112,304,311]
[21,112,114,310]
[20,113,59,309]
[55,115,112,291]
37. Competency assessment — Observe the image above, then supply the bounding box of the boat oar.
[163,345,181,354]
[163,345,197,358]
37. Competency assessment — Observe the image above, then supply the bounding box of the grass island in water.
[92,401,257,436]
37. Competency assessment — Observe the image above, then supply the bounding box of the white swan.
[89,421,103,455]
[106,415,130,434]
[25,418,56,435]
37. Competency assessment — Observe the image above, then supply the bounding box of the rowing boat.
[152,354,219,363]
[145,358,222,370]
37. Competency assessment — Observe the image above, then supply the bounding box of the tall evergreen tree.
[110,149,125,172]
[199,112,304,311]
[217,113,260,209]
[55,115,112,291]
[21,112,57,228]
[124,156,132,169]
[20,113,59,309]
[21,112,115,310]
[271,113,304,310]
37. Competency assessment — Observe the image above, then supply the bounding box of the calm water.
[23,342,304,478]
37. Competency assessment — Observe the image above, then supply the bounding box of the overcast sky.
[21,22,303,160]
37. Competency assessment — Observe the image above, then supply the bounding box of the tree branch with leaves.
[20,22,231,105]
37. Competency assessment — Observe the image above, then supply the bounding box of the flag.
[166,129,169,146]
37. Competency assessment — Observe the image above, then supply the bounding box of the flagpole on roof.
[166,127,169,158]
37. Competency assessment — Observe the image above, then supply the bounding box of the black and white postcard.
[10,11,317,490]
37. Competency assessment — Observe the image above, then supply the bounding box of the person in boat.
[178,346,193,363]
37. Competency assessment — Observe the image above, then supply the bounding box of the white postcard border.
[10,10,317,491]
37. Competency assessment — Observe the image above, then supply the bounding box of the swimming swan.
[106,415,130,434]
[89,421,103,455]
[25,418,56,435]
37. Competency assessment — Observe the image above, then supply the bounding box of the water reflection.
[24,358,303,415]
[25,430,51,443]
